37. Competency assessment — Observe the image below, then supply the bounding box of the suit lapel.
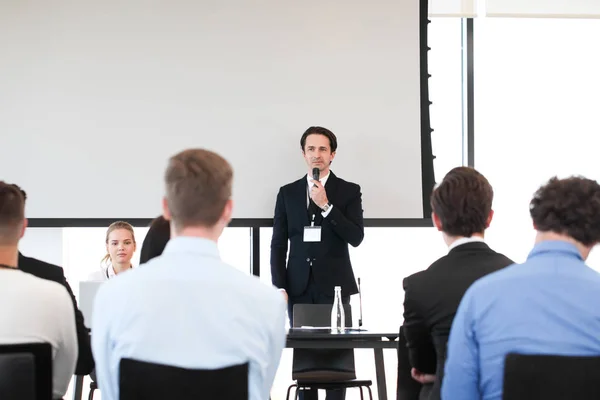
[324,171,339,204]
[292,176,310,226]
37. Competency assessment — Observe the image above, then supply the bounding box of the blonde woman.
[88,221,137,281]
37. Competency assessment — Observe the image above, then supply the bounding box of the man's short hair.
[164,149,233,230]
[300,126,338,153]
[530,176,600,246]
[0,182,25,245]
[430,167,493,237]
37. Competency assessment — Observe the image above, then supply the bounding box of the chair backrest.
[0,343,52,400]
[503,353,600,400]
[119,358,248,400]
[292,303,356,381]
[292,303,352,328]
[397,325,422,400]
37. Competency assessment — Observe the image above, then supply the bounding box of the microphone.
[312,167,320,181]
[358,277,363,328]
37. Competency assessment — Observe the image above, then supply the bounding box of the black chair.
[503,353,600,400]
[0,343,52,400]
[88,379,97,400]
[287,304,373,400]
[396,325,421,400]
[119,358,248,400]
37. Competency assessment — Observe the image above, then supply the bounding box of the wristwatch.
[321,202,331,212]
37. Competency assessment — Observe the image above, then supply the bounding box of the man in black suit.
[12,184,94,376]
[271,126,364,400]
[401,167,513,400]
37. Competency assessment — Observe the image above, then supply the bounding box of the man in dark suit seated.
[401,167,513,400]
[12,184,94,376]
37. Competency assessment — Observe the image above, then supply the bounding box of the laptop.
[79,281,104,329]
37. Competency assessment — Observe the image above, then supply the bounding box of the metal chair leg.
[286,384,298,400]
[359,386,364,400]
[366,385,374,400]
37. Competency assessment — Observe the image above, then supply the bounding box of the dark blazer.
[18,253,95,376]
[402,242,513,400]
[270,171,364,297]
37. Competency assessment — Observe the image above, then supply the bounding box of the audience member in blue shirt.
[92,149,287,400]
[443,176,600,400]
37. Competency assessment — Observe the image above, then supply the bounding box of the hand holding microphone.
[310,167,329,208]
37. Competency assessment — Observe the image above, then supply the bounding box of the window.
[474,18,600,268]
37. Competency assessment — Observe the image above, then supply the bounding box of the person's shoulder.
[331,174,360,191]
[489,250,515,269]
[18,271,71,303]
[465,262,522,297]
[18,254,64,281]
[228,268,285,307]
[280,176,305,191]
[404,254,451,287]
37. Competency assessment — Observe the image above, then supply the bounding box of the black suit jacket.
[270,172,364,297]
[402,242,513,400]
[18,253,95,376]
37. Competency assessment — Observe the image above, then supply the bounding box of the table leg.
[72,375,84,400]
[374,348,387,400]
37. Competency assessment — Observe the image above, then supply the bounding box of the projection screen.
[0,0,424,219]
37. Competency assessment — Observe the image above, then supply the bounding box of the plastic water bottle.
[330,286,345,333]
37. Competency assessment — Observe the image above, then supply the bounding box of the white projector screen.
[0,0,424,219]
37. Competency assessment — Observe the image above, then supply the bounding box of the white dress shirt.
[447,236,485,252]
[306,172,333,217]
[92,237,287,400]
[0,269,77,399]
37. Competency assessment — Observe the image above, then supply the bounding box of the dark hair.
[0,182,25,245]
[140,216,171,264]
[300,126,337,152]
[430,167,494,237]
[165,148,233,231]
[530,176,600,246]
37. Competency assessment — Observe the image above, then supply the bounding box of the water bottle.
[330,286,345,333]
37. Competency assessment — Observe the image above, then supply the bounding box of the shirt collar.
[448,236,486,252]
[527,240,584,262]
[104,262,132,279]
[163,236,221,259]
[307,172,330,187]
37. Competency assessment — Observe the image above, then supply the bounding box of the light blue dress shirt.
[443,240,600,400]
[92,236,287,400]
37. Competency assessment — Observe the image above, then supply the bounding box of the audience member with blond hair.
[88,221,136,281]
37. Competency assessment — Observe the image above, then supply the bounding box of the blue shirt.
[442,240,600,400]
[91,236,287,400]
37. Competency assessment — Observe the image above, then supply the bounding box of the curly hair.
[430,167,494,237]
[530,176,600,246]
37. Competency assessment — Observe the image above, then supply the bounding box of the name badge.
[303,226,322,242]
